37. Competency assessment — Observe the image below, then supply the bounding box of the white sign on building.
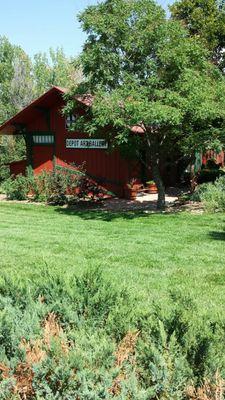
[66,139,108,149]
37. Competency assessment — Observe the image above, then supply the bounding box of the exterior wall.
[9,160,27,176]
[4,87,225,193]
[202,150,225,167]
[32,145,54,174]
[25,97,140,197]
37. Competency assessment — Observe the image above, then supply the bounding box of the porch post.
[25,133,33,168]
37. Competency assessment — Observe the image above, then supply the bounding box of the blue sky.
[0,0,172,59]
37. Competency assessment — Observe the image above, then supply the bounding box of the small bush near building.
[2,167,110,204]
[32,168,80,204]
[2,174,30,200]
[192,176,225,212]
[0,165,10,183]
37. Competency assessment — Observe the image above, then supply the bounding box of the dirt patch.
[0,189,205,214]
[0,194,7,201]
[167,201,204,215]
[0,194,44,206]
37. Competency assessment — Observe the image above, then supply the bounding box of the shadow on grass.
[54,207,166,222]
[209,229,225,241]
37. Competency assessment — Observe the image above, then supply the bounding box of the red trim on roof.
[74,94,94,107]
[0,86,68,135]
[0,86,145,136]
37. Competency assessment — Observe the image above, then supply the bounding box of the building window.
[33,135,54,144]
[66,114,76,130]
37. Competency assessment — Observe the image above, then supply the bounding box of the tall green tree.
[0,38,82,122]
[33,48,82,97]
[0,36,33,123]
[0,37,34,179]
[66,0,225,209]
[170,0,225,70]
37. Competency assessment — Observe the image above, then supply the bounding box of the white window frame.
[32,135,55,145]
[66,114,76,131]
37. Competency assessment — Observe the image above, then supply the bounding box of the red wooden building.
[0,86,143,197]
[0,86,224,196]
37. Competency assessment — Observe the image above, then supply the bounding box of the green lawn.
[0,202,224,315]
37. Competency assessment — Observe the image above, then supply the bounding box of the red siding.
[10,95,141,197]
[9,160,27,176]
[27,112,49,132]
[32,145,54,174]
[44,98,136,195]
[202,150,225,166]
[4,87,225,194]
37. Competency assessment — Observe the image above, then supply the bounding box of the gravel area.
[0,189,203,213]
[100,192,178,211]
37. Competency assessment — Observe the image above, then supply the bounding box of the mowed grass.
[0,202,225,315]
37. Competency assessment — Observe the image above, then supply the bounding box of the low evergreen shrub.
[0,268,225,399]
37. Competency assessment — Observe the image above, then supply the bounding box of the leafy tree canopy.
[170,0,225,70]
[0,37,82,124]
[33,48,82,98]
[66,0,225,208]
[0,36,33,123]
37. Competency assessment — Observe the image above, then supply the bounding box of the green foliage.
[33,168,109,205]
[170,0,225,70]
[2,167,109,205]
[192,175,225,211]
[66,0,225,208]
[2,174,30,200]
[0,136,26,183]
[75,267,122,321]
[33,48,82,97]
[138,323,191,399]
[191,183,211,201]
[74,0,225,138]
[1,168,78,204]
[137,292,225,399]
[0,36,30,183]
[0,203,225,396]
[0,268,225,398]
[0,164,10,183]
[0,36,32,124]
[0,36,81,125]
[33,169,75,205]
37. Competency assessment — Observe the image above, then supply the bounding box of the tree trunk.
[147,132,166,210]
[151,154,166,210]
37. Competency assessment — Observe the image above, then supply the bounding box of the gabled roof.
[0,86,68,135]
[0,85,145,136]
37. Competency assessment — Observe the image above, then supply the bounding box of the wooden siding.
[24,96,140,196]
